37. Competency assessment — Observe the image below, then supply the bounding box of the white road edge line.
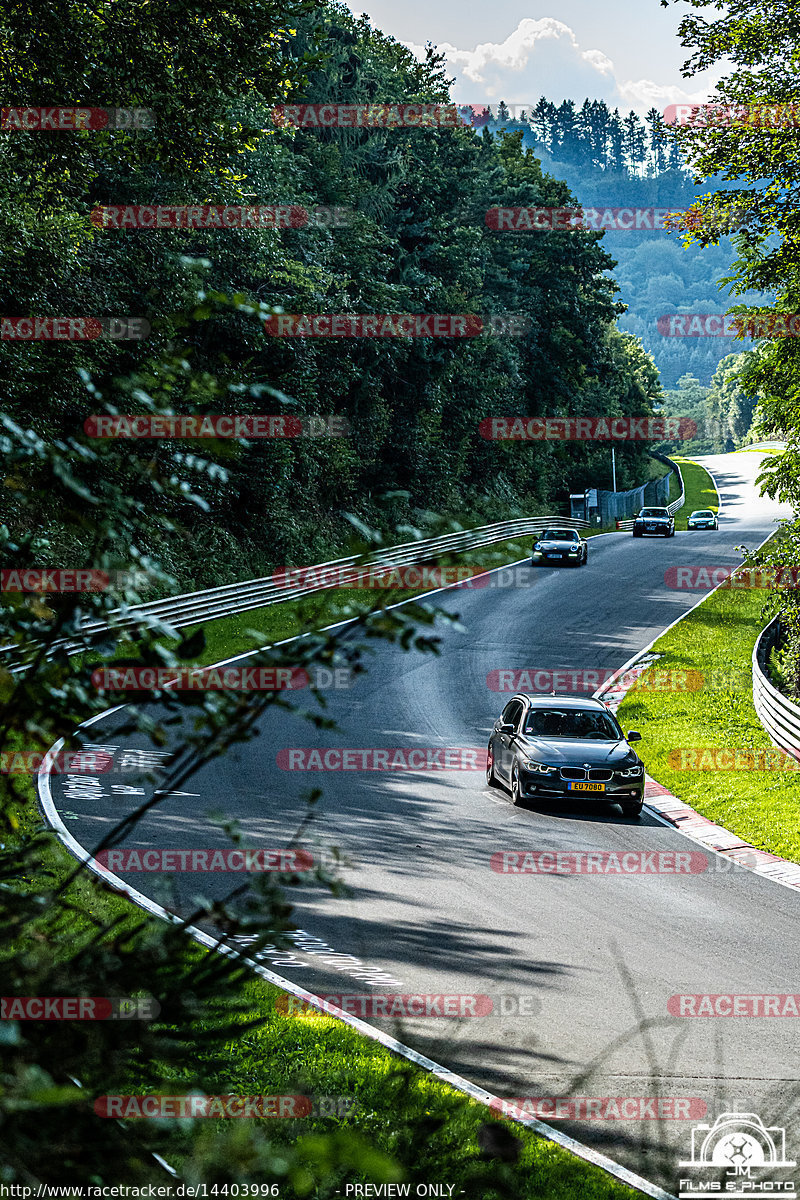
[37,725,673,1200]
[36,523,700,1200]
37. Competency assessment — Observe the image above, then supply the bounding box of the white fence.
[753,617,800,760]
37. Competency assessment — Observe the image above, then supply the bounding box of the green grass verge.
[616,513,800,863]
[669,457,719,531]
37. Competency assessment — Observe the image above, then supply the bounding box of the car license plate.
[568,781,605,792]
[646,525,655,531]
[546,553,560,559]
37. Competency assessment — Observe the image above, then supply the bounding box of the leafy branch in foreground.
[0,308,462,1189]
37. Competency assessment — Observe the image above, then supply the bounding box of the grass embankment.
[668,456,718,530]
[617,460,800,863]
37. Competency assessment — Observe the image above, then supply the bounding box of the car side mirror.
[627,730,642,742]
[498,722,516,734]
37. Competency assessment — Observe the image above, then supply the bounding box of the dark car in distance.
[632,507,675,538]
[486,695,645,817]
[531,528,588,567]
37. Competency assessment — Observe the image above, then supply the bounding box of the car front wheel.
[510,763,522,806]
[486,745,497,787]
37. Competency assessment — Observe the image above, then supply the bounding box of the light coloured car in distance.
[531,527,588,567]
[687,509,718,530]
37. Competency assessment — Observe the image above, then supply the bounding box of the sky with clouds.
[342,0,725,117]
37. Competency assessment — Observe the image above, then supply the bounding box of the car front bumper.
[634,524,671,535]
[532,552,582,564]
[688,522,716,529]
[517,771,645,802]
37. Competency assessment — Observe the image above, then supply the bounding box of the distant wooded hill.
[469,99,772,387]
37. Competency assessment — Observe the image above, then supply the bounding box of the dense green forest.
[0,3,668,590]
[470,99,773,389]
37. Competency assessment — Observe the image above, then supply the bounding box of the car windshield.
[692,511,714,518]
[541,529,577,541]
[639,509,668,518]
[524,708,622,740]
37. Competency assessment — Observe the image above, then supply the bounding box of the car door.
[495,699,524,780]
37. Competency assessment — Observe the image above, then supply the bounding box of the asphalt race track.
[46,451,800,1192]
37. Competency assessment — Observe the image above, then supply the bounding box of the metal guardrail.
[615,456,685,531]
[8,515,590,666]
[753,617,800,761]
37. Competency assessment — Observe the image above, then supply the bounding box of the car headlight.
[519,757,556,774]
[568,547,579,554]
[617,764,644,778]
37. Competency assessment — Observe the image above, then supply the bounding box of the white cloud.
[404,18,718,117]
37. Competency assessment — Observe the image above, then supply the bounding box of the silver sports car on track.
[531,528,588,567]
